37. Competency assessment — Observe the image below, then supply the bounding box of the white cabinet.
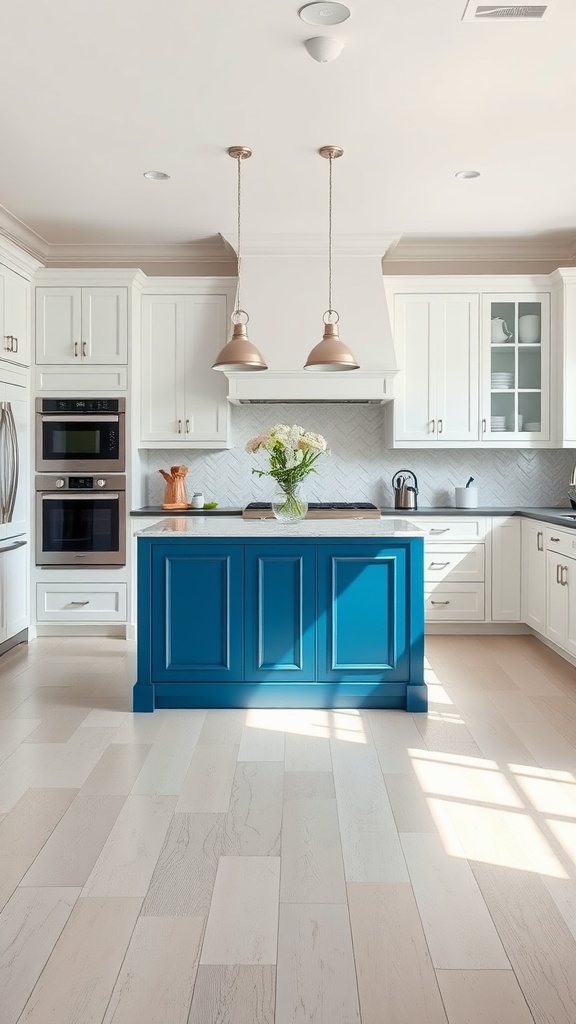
[481,293,550,443]
[36,287,128,365]
[1,265,31,366]
[401,516,487,622]
[392,293,479,444]
[36,582,127,623]
[522,519,546,633]
[553,268,576,446]
[491,517,521,621]
[0,538,28,642]
[545,527,576,657]
[140,292,231,447]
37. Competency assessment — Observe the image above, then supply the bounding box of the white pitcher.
[491,317,513,344]
[518,314,540,344]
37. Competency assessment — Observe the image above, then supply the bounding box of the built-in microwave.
[36,474,126,566]
[36,398,125,473]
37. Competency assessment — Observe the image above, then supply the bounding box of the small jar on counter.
[191,492,205,509]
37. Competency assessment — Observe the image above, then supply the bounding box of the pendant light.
[212,146,267,372]
[304,145,359,371]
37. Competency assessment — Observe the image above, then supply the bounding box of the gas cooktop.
[242,502,381,520]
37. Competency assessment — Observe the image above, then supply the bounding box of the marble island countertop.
[136,517,425,539]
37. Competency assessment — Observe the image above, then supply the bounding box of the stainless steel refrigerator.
[0,377,28,644]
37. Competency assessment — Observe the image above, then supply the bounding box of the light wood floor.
[1,634,576,1023]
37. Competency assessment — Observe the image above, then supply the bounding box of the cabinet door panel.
[3,268,30,366]
[436,295,479,441]
[565,558,576,657]
[491,518,521,621]
[184,295,229,441]
[317,544,408,682]
[36,288,81,364]
[245,545,315,682]
[82,288,127,364]
[141,296,186,442]
[151,543,243,682]
[522,520,546,633]
[393,296,436,441]
[546,551,566,646]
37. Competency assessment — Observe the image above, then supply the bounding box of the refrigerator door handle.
[0,538,26,554]
[3,402,19,524]
[0,403,7,525]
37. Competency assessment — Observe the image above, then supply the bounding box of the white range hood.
[221,239,398,404]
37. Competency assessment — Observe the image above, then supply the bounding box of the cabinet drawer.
[424,583,485,621]
[545,527,576,560]
[404,517,488,540]
[36,583,127,622]
[424,545,484,583]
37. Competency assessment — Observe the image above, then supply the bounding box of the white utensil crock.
[518,314,540,344]
[455,487,478,509]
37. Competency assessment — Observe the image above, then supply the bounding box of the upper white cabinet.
[36,286,128,364]
[481,293,550,443]
[139,285,234,448]
[392,293,479,444]
[552,268,576,447]
[1,265,31,366]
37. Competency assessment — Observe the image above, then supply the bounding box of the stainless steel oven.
[36,398,125,472]
[36,474,126,566]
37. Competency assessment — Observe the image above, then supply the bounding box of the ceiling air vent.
[462,3,551,19]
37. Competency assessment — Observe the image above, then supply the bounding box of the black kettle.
[392,469,418,510]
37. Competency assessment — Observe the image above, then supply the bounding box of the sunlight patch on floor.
[546,819,576,871]
[243,707,366,743]
[410,749,522,807]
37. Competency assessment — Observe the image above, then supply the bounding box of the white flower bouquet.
[246,423,330,519]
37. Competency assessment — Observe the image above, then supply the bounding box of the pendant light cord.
[328,153,333,316]
[236,154,242,314]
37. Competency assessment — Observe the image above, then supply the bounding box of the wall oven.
[36,398,125,472]
[36,475,126,566]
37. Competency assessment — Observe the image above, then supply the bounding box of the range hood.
[221,241,397,404]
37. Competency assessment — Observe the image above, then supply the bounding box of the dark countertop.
[131,504,576,528]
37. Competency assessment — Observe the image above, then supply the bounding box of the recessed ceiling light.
[455,170,481,179]
[299,3,351,26]
[143,170,171,180]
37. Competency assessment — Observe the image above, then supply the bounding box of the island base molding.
[133,681,429,713]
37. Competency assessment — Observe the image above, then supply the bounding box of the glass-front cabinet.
[481,293,550,443]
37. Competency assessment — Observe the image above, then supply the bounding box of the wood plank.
[201,857,280,966]
[331,736,397,834]
[198,709,245,745]
[0,718,42,764]
[130,711,206,795]
[283,771,336,801]
[0,886,79,1024]
[113,710,168,744]
[82,708,128,727]
[102,916,204,1024]
[0,855,34,913]
[222,761,283,857]
[348,882,448,1024]
[176,743,238,813]
[188,966,275,1024]
[341,829,409,883]
[0,743,64,813]
[81,743,151,795]
[25,708,90,743]
[32,727,118,789]
[284,732,332,772]
[82,795,176,897]
[0,787,77,856]
[385,774,439,833]
[280,797,346,903]
[142,812,225,917]
[511,719,576,771]
[472,862,576,1024]
[400,833,510,969]
[367,709,428,773]
[17,896,141,1024]
[238,724,285,762]
[436,970,537,1024]
[276,903,361,1024]
[21,794,125,886]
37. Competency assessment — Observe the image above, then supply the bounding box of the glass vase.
[271,483,308,523]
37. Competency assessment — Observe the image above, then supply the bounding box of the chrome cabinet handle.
[13,336,18,352]
[550,536,560,542]
[430,419,435,434]
[429,562,450,569]
[177,420,182,433]
[74,341,79,357]
[70,600,90,605]
[438,418,443,434]
[186,419,190,433]
[482,418,486,434]
[556,563,561,584]
[429,528,449,535]
[537,531,543,552]
[561,565,569,586]
[431,600,450,606]
[82,341,87,357]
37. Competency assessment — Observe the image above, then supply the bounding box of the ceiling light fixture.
[299,2,351,25]
[304,36,344,61]
[304,146,359,371]
[143,170,171,180]
[212,147,267,372]
[455,169,481,179]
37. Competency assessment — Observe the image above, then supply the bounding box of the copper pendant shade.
[304,145,359,371]
[212,147,268,372]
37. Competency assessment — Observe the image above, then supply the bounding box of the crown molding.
[385,235,576,264]
[224,233,401,257]
[43,239,235,266]
[0,204,49,264]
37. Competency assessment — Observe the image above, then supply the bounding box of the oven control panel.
[36,474,126,492]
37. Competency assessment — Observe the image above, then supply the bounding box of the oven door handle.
[40,414,120,423]
[41,493,121,500]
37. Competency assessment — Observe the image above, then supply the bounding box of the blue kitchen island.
[133,517,426,712]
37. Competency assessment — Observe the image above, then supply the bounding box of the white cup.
[455,486,478,509]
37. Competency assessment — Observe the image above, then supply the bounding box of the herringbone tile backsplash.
[145,405,576,509]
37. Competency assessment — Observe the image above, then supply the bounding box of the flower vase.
[271,484,308,523]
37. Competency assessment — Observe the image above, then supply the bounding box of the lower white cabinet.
[425,583,485,621]
[402,517,488,622]
[522,519,546,633]
[545,527,576,657]
[0,538,28,642]
[491,518,522,621]
[36,582,127,623]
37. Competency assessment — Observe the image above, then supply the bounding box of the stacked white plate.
[491,372,514,389]
[491,416,507,432]
[523,422,541,431]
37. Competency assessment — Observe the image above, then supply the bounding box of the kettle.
[392,469,418,510]
[491,317,513,344]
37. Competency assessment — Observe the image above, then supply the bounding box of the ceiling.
[1,0,576,259]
